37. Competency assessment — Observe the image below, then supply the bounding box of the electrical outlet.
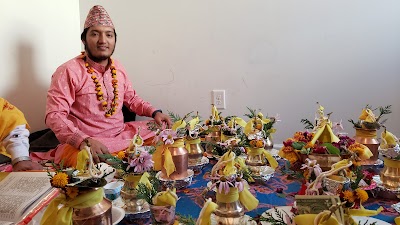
[212,90,226,109]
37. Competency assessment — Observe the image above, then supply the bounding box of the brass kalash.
[199,151,259,225]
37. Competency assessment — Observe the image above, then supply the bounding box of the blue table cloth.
[121,158,399,224]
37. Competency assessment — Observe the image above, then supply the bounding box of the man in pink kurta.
[41,5,171,166]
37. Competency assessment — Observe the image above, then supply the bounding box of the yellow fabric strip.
[348,205,383,217]
[395,216,400,225]
[76,149,89,173]
[197,199,218,225]
[216,187,239,203]
[40,188,104,225]
[247,147,278,169]
[221,133,234,142]
[384,157,400,168]
[238,187,259,211]
[184,138,201,152]
[355,128,377,138]
[153,139,185,177]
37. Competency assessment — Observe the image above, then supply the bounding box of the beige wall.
[1,1,399,143]
[0,0,81,131]
[80,1,400,143]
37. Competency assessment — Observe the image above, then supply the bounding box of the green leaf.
[321,143,340,155]
[292,142,305,150]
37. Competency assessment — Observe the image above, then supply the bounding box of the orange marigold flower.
[355,188,368,203]
[117,151,125,159]
[304,142,314,149]
[343,190,355,203]
[51,172,69,188]
[293,132,304,141]
[282,146,295,153]
[66,187,79,199]
[255,123,263,130]
[256,140,264,148]
[250,140,257,147]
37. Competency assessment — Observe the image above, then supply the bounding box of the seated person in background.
[0,98,43,171]
[42,5,171,167]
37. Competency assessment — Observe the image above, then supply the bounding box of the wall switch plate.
[212,90,226,109]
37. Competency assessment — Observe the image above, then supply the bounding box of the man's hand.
[154,112,172,128]
[85,138,110,163]
[13,160,43,171]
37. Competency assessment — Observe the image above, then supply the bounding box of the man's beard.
[84,44,115,63]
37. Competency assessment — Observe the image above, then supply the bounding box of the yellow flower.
[51,172,69,188]
[117,151,125,159]
[66,187,79,199]
[348,143,373,160]
[343,190,355,203]
[355,188,369,203]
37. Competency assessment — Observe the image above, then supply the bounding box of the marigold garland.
[82,53,119,117]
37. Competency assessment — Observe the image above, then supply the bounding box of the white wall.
[0,0,81,132]
[80,0,400,143]
[1,1,399,144]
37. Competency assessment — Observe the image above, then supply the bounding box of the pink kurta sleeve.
[45,65,89,149]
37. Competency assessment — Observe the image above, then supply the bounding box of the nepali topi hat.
[84,5,114,29]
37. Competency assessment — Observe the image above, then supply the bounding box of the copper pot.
[353,128,379,162]
[186,138,204,166]
[205,129,221,153]
[72,189,112,225]
[161,143,188,180]
[380,157,400,190]
[150,205,176,225]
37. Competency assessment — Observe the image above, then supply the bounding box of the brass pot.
[213,188,244,225]
[161,143,189,180]
[380,157,400,190]
[353,128,379,162]
[186,138,204,166]
[72,189,112,225]
[245,147,267,167]
[322,175,350,194]
[120,174,149,213]
[264,137,274,150]
[150,205,176,225]
[205,128,222,153]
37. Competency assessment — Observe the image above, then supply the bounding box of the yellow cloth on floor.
[0,98,29,158]
[153,139,184,177]
[40,188,104,225]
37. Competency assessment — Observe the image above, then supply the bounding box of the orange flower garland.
[83,55,119,117]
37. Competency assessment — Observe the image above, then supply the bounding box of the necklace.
[83,56,119,117]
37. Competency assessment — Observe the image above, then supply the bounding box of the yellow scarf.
[0,98,29,158]
[153,139,185,177]
[40,188,104,225]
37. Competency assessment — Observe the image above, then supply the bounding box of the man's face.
[83,25,116,63]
